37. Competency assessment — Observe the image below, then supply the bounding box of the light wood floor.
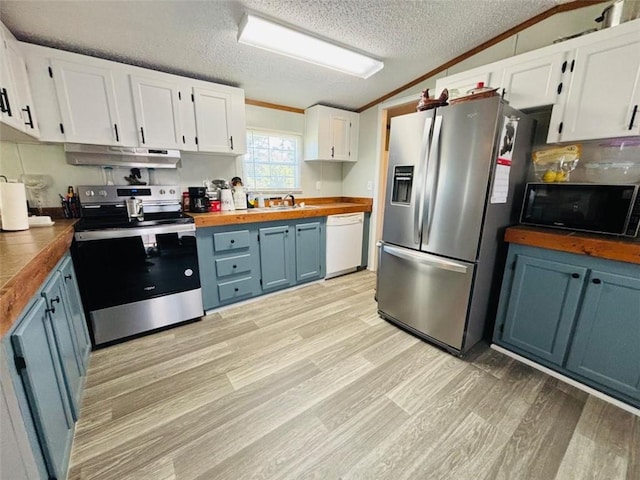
[68,271,639,480]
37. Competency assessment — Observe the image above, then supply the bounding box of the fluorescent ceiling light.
[238,13,384,79]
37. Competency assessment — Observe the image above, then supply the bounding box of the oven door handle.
[75,223,195,241]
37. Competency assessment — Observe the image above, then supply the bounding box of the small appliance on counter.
[189,186,210,213]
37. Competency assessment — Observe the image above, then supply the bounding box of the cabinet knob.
[571,273,580,279]
[592,278,602,284]
[232,265,237,269]
[234,287,239,292]
[230,239,235,244]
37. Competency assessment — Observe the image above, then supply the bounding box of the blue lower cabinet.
[295,221,324,282]
[197,225,262,309]
[259,224,295,292]
[41,271,84,420]
[565,270,640,404]
[500,254,586,365]
[58,255,91,373]
[11,297,75,480]
[494,244,640,408]
[197,218,327,309]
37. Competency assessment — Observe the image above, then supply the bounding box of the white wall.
[245,104,343,197]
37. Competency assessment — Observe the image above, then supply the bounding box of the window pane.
[244,129,301,190]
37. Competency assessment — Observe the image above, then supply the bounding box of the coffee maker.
[188,186,210,213]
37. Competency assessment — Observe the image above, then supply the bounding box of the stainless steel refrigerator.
[377,96,533,355]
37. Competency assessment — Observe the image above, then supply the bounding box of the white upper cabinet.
[548,26,640,143]
[193,87,232,152]
[51,59,121,145]
[500,51,567,110]
[304,105,359,162]
[0,23,39,137]
[0,38,25,132]
[6,40,40,137]
[179,85,246,155]
[130,75,181,148]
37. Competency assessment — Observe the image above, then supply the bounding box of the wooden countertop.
[505,225,640,265]
[0,220,77,337]
[192,197,373,228]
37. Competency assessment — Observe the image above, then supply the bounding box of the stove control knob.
[184,268,193,277]
[159,189,166,195]
[169,189,176,195]
[85,190,94,197]
[98,190,108,197]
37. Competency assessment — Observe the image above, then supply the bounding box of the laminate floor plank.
[67,270,638,480]
[171,355,375,479]
[343,366,497,480]
[555,397,637,480]
[71,359,322,480]
[483,381,586,480]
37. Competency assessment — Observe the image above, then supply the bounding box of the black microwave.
[520,183,640,237]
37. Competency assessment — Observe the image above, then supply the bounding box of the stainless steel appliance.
[521,183,640,237]
[378,96,534,355]
[72,185,203,347]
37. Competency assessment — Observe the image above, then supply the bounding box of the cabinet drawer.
[213,230,250,252]
[215,254,252,277]
[218,276,253,301]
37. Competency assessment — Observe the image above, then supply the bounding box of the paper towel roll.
[0,182,30,231]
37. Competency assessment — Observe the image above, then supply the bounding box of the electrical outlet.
[366,180,373,191]
[315,181,321,190]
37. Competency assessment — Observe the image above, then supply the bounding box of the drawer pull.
[571,273,580,279]
[64,274,72,281]
[51,296,61,304]
[592,278,602,284]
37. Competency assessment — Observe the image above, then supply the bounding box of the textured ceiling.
[0,0,569,111]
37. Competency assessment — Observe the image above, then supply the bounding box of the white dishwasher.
[325,212,364,279]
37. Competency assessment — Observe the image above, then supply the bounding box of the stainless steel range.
[72,185,203,347]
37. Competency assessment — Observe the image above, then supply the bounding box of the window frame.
[242,127,303,193]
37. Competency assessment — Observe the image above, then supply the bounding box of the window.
[243,129,301,190]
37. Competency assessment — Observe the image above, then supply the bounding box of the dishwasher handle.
[327,213,364,226]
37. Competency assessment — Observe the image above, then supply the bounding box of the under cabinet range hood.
[65,144,181,169]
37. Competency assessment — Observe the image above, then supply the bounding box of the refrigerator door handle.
[423,114,442,245]
[383,244,469,274]
[413,117,433,244]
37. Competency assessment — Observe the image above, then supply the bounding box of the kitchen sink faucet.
[282,193,295,206]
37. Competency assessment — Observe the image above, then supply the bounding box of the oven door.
[73,224,201,312]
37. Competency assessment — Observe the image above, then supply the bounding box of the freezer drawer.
[377,243,475,351]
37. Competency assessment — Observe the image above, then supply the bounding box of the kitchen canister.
[0,179,30,231]
[232,187,247,210]
[220,188,235,211]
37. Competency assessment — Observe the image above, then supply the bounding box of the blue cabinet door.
[11,298,74,480]
[59,255,91,372]
[259,225,294,292]
[295,221,323,282]
[500,254,586,365]
[41,271,83,420]
[566,270,640,403]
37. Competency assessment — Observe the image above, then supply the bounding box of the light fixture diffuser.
[238,13,383,79]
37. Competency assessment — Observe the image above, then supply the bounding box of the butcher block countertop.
[191,196,373,228]
[0,220,77,337]
[505,225,640,265]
